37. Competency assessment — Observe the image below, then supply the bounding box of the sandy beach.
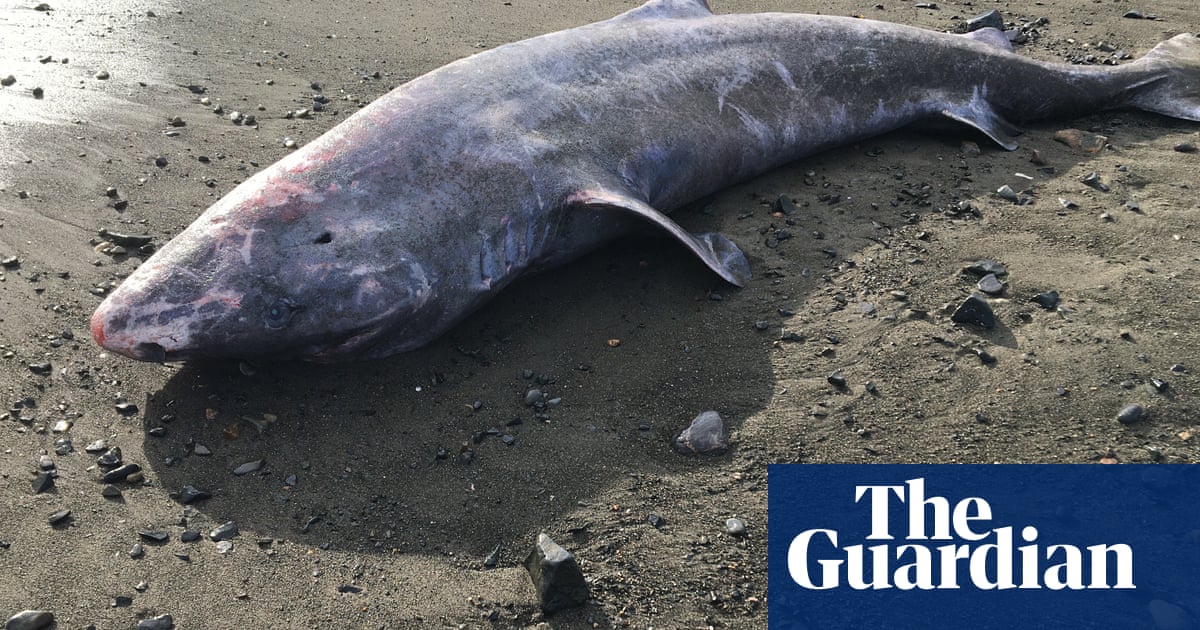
[2,0,1199,627]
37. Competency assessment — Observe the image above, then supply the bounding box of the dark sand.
[2,0,1199,627]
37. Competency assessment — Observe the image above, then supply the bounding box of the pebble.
[102,463,140,483]
[37,455,54,470]
[216,540,233,554]
[137,614,174,630]
[647,513,665,528]
[115,401,139,415]
[209,521,238,541]
[1080,171,1110,192]
[4,611,54,630]
[1054,129,1107,153]
[483,543,502,568]
[523,389,543,406]
[1031,290,1060,310]
[995,184,1019,202]
[84,439,108,453]
[178,485,211,504]
[964,9,1003,31]
[94,69,110,80]
[31,472,53,494]
[1174,142,1198,154]
[192,443,212,456]
[101,484,123,498]
[827,371,848,388]
[139,531,169,543]
[976,273,1005,295]
[51,420,71,433]
[964,259,1007,277]
[129,543,144,558]
[0,75,16,87]
[1117,403,1144,425]
[97,446,123,467]
[524,533,589,614]
[951,294,995,329]
[180,530,200,543]
[673,410,729,455]
[232,459,263,476]
[47,509,70,526]
[725,517,747,536]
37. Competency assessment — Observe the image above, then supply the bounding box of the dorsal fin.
[609,0,713,23]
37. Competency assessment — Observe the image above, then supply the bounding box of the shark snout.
[90,295,191,362]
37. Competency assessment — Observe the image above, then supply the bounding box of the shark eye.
[264,298,298,329]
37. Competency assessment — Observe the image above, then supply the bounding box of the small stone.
[827,371,848,388]
[673,410,729,455]
[51,420,71,433]
[101,463,140,483]
[115,401,138,415]
[178,485,211,505]
[209,521,238,541]
[1116,403,1144,425]
[192,443,212,456]
[47,509,70,526]
[523,389,543,406]
[27,362,52,376]
[964,9,1003,31]
[101,484,123,498]
[180,530,200,543]
[647,513,665,528]
[84,439,108,453]
[232,459,263,476]
[1174,142,1198,154]
[976,273,1005,295]
[215,540,233,554]
[1031,290,1060,310]
[53,437,73,455]
[1080,171,1110,192]
[951,294,995,329]
[4,610,54,630]
[94,69,110,80]
[995,184,1019,202]
[137,614,174,630]
[31,471,54,494]
[483,542,502,568]
[1150,378,1169,393]
[1054,129,1107,153]
[138,530,169,543]
[1,75,17,87]
[97,446,123,467]
[964,259,1007,277]
[129,543,144,558]
[37,455,54,470]
[524,533,589,614]
[725,517,747,536]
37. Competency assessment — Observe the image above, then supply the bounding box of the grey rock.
[524,533,589,614]
[1117,403,1145,425]
[951,294,995,329]
[976,273,1005,295]
[1031,290,1060,310]
[179,485,211,504]
[101,463,140,483]
[673,410,729,455]
[965,9,1004,32]
[137,614,174,630]
[725,517,747,536]
[31,471,53,494]
[209,521,238,542]
[4,610,54,630]
[232,459,263,476]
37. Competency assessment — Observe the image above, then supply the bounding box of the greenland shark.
[90,0,1200,362]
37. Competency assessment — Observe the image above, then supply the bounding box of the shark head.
[90,167,438,362]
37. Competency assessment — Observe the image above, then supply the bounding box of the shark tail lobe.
[1127,33,1200,121]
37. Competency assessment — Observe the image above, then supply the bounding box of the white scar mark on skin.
[773,61,796,90]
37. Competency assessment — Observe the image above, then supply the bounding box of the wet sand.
[2,0,1199,627]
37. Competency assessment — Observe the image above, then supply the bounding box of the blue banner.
[768,465,1200,629]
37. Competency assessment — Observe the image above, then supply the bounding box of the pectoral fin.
[571,189,751,286]
[941,101,1021,150]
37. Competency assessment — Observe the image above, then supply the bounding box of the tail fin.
[1127,33,1200,121]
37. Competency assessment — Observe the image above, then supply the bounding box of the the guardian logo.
[787,478,1135,591]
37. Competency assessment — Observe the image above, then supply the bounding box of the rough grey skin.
[90,0,1200,362]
